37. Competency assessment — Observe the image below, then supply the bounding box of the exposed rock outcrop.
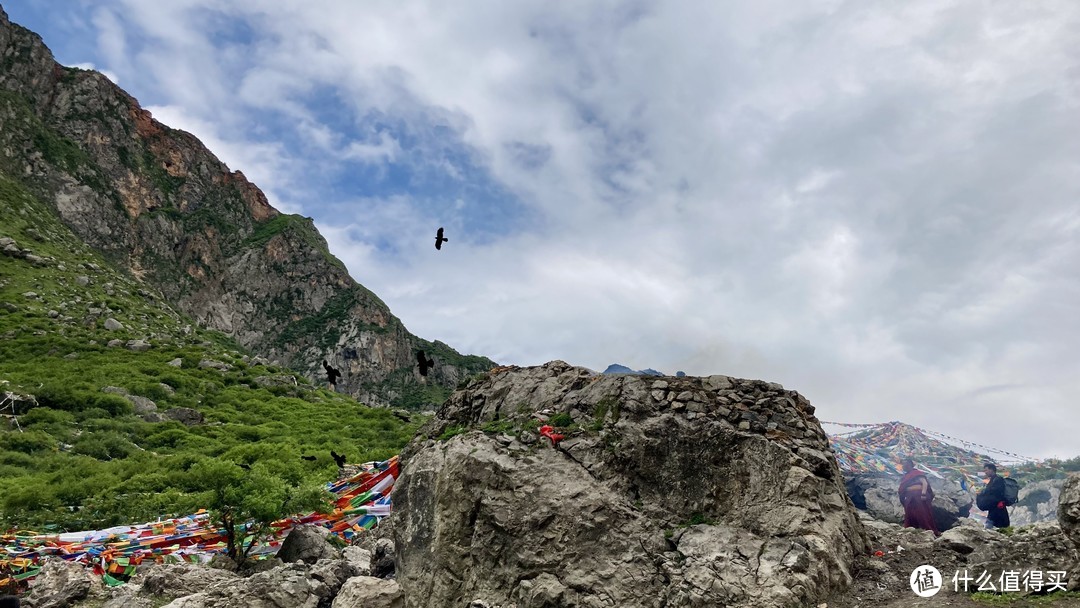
[965,523,1080,594]
[132,563,240,599]
[1009,478,1067,526]
[1060,473,1080,588]
[831,510,1078,606]
[1062,474,1080,545]
[277,525,339,565]
[23,557,93,608]
[331,576,404,608]
[394,362,869,608]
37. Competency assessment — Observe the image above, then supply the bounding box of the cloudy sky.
[6,1,1079,460]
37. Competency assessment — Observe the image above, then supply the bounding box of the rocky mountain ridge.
[0,5,492,407]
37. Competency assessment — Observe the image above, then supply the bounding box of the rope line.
[821,420,1041,463]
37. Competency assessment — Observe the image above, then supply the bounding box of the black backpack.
[1003,477,1020,506]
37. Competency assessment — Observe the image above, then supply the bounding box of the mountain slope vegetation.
[0,172,415,532]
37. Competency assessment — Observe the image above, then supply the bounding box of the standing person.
[977,462,1010,529]
[897,457,941,536]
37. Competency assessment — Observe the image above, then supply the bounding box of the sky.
[4,1,1079,460]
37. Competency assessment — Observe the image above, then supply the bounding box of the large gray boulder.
[1009,478,1066,526]
[1059,473,1080,548]
[133,562,240,599]
[966,523,1080,594]
[936,524,1000,555]
[23,557,92,608]
[276,524,339,565]
[1060,473,1080,590]
[160,562,331,608]
[310,559,362,598]
[341,546,373,576]
[164,407,204,426]
[394,361,869,608]
[845,472,971,531]
[331,577,404,608]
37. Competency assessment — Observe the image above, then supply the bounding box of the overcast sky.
[6,1,1079,460]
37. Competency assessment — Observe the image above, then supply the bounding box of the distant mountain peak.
[601,364,665,376]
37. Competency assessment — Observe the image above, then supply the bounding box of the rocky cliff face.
[0,6,492,406]
[393,362,869,608]
[1009,478,1068,527]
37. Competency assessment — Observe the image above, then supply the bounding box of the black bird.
[300,455,317,462]
[435,227,448,250]
[416,350,435,376]
[331,450,347,468]
[322,360,341,388]
[392,411,412,423]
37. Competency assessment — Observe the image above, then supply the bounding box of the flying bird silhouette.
[300,455,317,462]
[416,350,434,376]
[331,450,347,468]
[435,227,448,250]
[392,411,411,423]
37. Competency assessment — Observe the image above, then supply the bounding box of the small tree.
[188,458,331,568]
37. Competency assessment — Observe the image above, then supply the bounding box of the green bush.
[548,413,573,428]
[0,430,57,454]
[72,431,134,460]
[438,425,467,440]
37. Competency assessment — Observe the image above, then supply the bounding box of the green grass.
[438,425,467,441]
[481,419,516,435]
[0,171,418,532]
[548,412,573,428]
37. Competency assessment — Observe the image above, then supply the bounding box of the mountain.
[0,6,493,409]
[0,163,418,531]
[601,363,664,376]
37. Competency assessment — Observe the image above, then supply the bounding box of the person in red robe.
[898,457,940,536]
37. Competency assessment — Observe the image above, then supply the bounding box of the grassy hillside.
[0,173,417,532]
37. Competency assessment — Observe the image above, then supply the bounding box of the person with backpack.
[897,457,941,536]
[976,462,1011,529]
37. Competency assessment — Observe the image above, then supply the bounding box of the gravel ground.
[823,542,1080,608]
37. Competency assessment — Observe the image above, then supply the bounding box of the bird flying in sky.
[435,227,448,250]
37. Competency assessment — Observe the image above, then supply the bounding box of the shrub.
[438,425,467,440]
[187,458,331,567]
[0,430,56,454]
[548,413,573,428]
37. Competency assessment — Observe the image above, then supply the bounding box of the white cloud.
[77,0,1080,459]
